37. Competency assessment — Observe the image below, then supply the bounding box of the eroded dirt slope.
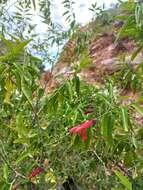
[41,26,142,91]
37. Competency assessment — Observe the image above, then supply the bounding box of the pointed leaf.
[16,152,32,164]
[131,46,143,61]
[101,113,114,146]
[74,75,80,96]
[3,164,8,182]
[16,113,27,138]
[121,107,129,132]
[0,35,15,49]
[31,0,36,9]
[4,79,14,104]
[132,103,143,117]
[21,77,32,105]
[114,170,132,190]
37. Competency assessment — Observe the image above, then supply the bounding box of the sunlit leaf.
[4,79,14,104]
[132,103,143,117]
[16,113,27,138]
[131,46,143,61]
[114,170,132,190]
[3,164,8,182]
[21,77,32,105]
[121,107,129,132]
[101,113,114,147]
[16,152,32,164]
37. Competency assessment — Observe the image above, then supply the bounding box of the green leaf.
[0,63,5,74]
[71,134,83,149]
[0,35,15,49]
[116,15,135,41]
[101,113,114,147]
[121,107,129,132]
[0,39,32,62]
[132,103,143,117]
[21,77,32,105]
[63,10,69,16]
[131,46,143,61]
[12,69,21,90]
[124,151,136,167]
[7,33,21,43]
[80,56,91,68]
[16,113,27,138]
[67,81,73,100]
[74,75,80,96]
[4,79,14,104]
[13,39,32,54]
[31,0,36,9]
[109,82,113,103]
[114,170,132,190]
[16,152,32,164]
[3,164,8,182]
[13,138,29,145]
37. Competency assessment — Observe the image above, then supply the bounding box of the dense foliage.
[1,0,143,190]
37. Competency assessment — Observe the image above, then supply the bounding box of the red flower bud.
[29,167,44,180]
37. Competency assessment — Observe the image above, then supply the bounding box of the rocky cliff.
[41,3,143,100]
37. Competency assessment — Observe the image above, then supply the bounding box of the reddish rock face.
[77,33,140,84]
[39,71,60,94]
[40,27,143,92]
[87,34,137,81]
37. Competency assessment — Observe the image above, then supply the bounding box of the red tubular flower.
[29,167,44,180]
[69,120,95,141]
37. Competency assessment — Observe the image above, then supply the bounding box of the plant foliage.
[1,0,143,189]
